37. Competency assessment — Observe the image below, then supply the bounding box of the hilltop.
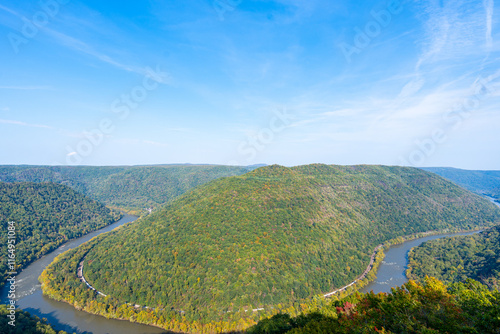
[42,164,500,332]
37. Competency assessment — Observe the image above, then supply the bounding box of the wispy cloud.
[1,2,158,78]
[0,118,53,129]
[0,4,21,18]
[143,140,169,147]
[43,28,152,76]
[111,138,170,148]
[484,0,494,49]
[0,86,52,90]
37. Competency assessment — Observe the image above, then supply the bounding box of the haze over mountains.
[0,165,254,212]
[421,167,500,201]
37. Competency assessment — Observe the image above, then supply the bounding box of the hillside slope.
[0,182,120,286]
[408,225,500,289]
[0,165,252,211]
[247,277,500,334]
[44,164,500,331]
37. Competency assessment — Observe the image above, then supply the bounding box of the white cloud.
[43,29,152,76]
[0,118,53,129]
[0,4,21,18]
[398,77,426,98]
[142,140,169,147]
[484,0,494,49]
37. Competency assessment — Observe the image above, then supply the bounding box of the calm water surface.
[361,196,500,294]
[360,231,480,294]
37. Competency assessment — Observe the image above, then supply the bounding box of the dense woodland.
[408,225,500,289]
[0,165,253,212]
[41,164,500,332]
[0,304,69,334]
[246,277,500,334]
[423,167,500,202]
[0,182,120,286]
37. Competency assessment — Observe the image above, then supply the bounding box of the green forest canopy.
[52,164,500,330]
[408,224,500,289]
[0,165,254,211]
[246,277,500,334]
[0,181,120,286]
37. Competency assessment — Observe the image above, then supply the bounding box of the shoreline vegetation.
[0,182,122,288]
[406,224,500,289]
[37,164,500,333]
[39,225,490,333]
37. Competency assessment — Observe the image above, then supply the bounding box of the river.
[359,231,480,294]
[360,195,500,294]
[1,214,166,334]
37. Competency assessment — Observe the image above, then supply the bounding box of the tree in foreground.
[247,277,500,334]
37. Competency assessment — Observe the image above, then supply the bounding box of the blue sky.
[0,0,499,169]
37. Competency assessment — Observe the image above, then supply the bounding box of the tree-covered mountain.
[0,165,253,212]
[41,164,500,332]
[422,167,500,202]
[0,182,121,286]
[408,225,500,289]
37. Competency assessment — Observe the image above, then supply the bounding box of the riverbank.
[34,195,500,333]
[38,223,491,334]
[1,214,166,334]
[324,226,488,300]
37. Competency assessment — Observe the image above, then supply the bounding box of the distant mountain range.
[0,165,255,212]
[422,167,500,201]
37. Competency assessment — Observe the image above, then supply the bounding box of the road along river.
[1,214,166,334]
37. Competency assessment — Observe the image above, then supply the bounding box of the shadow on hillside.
[23,307,85,334]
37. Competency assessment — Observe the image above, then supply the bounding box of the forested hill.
[63,164,500,331]
[0,182,120,286]
[0,165,252,211]
[246,277,500,334]
[422,167,500,201]
[0,304,68,334]
[408,225,500,289]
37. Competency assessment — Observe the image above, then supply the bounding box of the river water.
[359,231,480,294]
[3,197,499,333]
[361,196,500,294]
[1,214,166,334]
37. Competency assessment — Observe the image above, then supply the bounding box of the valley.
[0,165,254,213]
[2,164,500,333]
[0,182,121,288]
[36,164,500,332]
